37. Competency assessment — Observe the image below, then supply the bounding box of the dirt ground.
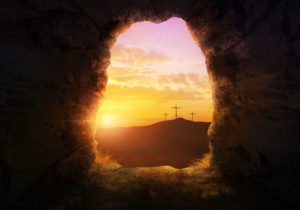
[13,164,297,210]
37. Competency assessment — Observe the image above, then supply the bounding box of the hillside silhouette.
[96,118,210,168]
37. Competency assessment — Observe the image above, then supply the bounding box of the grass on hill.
[95,149,118,165]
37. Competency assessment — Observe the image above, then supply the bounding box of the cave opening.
[95,17,213,168]
[2,1,300,209]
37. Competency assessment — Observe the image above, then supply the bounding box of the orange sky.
[96,18,213,128]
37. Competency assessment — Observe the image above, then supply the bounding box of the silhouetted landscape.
[96,118,210,168]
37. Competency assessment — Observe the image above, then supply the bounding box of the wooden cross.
[189,111,196,121]
[172,104,180,119]
[163,112,168,121]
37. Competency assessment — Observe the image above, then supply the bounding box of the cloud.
[107,66,212,94]
[110,74,154,84]
[156,73,211,91]
[111,44,172,66]
[107,66,156,86]
[108,66,155,76]
[104,84,208,102]
[158,73,189,86]
[187,73,211,89]
[107,66,140,77]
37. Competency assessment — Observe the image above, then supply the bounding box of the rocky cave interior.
[1,0,300,209]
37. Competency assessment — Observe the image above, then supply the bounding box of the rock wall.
[1,0,300,207]
[0,0,110,205]
[186,0,300,177]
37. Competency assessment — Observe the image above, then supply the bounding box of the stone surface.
[0,0,300,208]
[12,165,290,210]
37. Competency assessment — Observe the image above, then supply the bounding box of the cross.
[163,112,168,121]
[172,104,180,119]
[189,112,196,121]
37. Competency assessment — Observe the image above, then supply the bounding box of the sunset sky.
[96,18,213,128]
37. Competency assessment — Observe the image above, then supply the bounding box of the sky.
[96,17,213,128]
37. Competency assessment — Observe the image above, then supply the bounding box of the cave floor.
[17,164,292,210]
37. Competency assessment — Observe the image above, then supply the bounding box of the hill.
[95,118,210,168]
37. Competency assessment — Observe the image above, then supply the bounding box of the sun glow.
[96,17,213,128]
[101,115,114,127]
